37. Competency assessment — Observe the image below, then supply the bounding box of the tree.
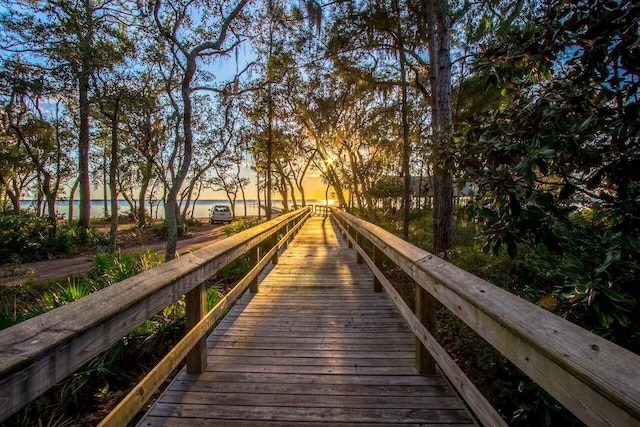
[1,0,133,229]
[462,0,639,348]
[149,0,249,260]
[0,63,73,220]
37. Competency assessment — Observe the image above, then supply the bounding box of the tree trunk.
[68,177,79,223]
[78,71,92,229]
[108,98,120,253]
[36,173,43,216]
[240,184,247,217]
[256,172,262,219]
[190,181,203,219]
[279,181,289,211]
[395,0,412,240]
[288,178,297,209]
[427,0,454,255]
[103,148,109,218]
[166,55,197,261]
[6,186,19,212]
[267,84,273,220]
[138,167,151,228]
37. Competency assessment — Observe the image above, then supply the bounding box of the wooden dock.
[138,217,473,426]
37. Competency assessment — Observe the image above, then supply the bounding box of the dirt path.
[1,224,229,287]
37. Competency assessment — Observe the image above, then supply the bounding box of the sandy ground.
[0,218,238,287]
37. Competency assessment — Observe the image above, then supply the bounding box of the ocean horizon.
[17,198,329,220]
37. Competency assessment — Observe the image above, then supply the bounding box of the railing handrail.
[331,207,640,427]
[0,207,311,422]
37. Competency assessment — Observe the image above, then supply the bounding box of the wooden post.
[284,223,290,249]
[347,224,353,248]
[185,283,207,373]
[356,232,363,264]
[271,234,279,265]
[415,283,436,374]
[249,246,260,293]
[373,245,383,292]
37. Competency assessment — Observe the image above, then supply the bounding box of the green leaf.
[596,309,614,327]
[537,148,554,158]
[595,251,620,274]
[537,243,551,257]
[600,287,632,304]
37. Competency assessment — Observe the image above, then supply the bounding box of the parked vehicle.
[210,205,232,224]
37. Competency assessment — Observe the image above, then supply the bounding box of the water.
[19,199,326,220]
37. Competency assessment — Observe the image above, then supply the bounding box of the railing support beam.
[249,246,260,293]
[356,232,363,264]
[373,246,383,292]
[415,284,436,374]
[185,283,207,373]
[271,234,279,265]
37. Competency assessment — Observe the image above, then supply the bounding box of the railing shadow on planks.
[330,207,640,427]
[0,207,311,426]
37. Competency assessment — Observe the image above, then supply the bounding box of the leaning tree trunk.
[138,163,152,228]
[68,177,79,224]
[166,57,196,261]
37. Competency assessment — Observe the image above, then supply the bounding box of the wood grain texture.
[332,207,640,426]
[137,217,473,426]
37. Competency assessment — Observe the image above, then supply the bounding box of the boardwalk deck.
[138,217,474,426]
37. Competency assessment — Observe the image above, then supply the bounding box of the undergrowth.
[0,251,224,426]
[0,210,107,264]
[371,207,583,426]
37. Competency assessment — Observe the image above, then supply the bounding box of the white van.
[210,205,232,224]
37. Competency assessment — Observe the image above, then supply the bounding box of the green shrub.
[0,210,107,264]
[92,251,163,285]
[223,219,261,237]
[152,220,190,238]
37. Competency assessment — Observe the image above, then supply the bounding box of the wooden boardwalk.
[138,217,474,426]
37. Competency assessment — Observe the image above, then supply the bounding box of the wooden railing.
[313,204,329,216]
[331,207,640,427]
[0,207,311,425]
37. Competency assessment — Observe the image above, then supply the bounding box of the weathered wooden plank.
[176,371,446,386]
[201,364,415,375]
[140,418,474,427]
[148,404,472,424]
[209,329,415,340]
[218,319,410,327]
[157,390,465,409]
[206,356,414,367]
[207,342,415,352]
[208,349,414,358]
[206,335,414,345]
[167,380,453,397]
